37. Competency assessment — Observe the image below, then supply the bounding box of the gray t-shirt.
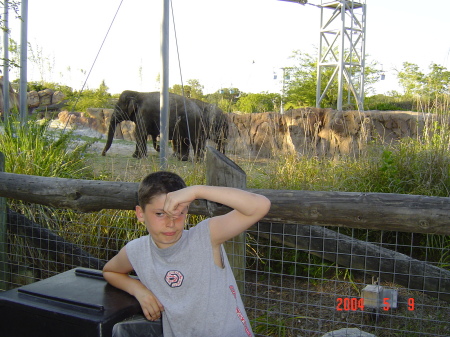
[126,219,254,337]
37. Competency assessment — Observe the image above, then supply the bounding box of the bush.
[0,115,94,178]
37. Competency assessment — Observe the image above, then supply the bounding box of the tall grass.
[0,116,94,178]
[250,120,450,197]
[0,116,102,279]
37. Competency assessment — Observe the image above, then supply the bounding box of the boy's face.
[135,194,188,249]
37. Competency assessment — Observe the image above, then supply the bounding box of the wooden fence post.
[205,146,246,294]
[0,152,8,290]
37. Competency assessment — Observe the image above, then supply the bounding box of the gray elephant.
[191,99,229,154]
[101,90,205,161]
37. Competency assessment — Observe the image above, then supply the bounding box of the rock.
[58,109,135,140]
[86,108,106,120]
[116,121,135,141]
[52,91,65,104]
[38,88,54,106]
[25,89,66,113]
[27,91,40,108]
[321,328,376,337]
[0,76,19,113]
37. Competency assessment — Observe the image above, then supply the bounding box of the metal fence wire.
[1,207,449,337]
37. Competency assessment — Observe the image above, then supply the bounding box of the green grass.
[0,115,95,178]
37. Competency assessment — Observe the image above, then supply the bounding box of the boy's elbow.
[102,267,112,281]
[258,195,271,217]
[102,261,119,280]
[102,260,112,274]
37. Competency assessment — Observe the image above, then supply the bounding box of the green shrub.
[0,115,94,178]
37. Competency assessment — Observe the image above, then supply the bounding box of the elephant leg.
[171,126,189,161]
[171,139,180,160]
[171,137,189,161]
[152,134,160,152]
[133,107,151,159]
[133,132,148,158]
[192,134,206,162]
[179,138,190,161]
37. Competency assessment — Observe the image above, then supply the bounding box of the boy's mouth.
[163,232,177,237]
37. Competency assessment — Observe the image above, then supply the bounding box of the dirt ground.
[50,119,142,157]
[50,119,168,181]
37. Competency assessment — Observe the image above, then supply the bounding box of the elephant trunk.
[101,117,119,156]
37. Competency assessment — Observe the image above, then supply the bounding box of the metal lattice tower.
[316,0,366,110]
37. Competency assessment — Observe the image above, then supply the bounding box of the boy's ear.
[135,205,145,222]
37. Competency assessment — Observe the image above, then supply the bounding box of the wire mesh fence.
[244,222,450,336]
[1,206,449,337]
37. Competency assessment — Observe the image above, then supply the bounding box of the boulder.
[62,109,135,141]
[58,111,103,134]
[38,89,54,106]
[52,91,65,104]
[27,91,40,109]
[0,77,19,113]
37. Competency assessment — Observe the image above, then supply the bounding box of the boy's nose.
[165,217,175,227]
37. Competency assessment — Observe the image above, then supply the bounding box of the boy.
[103,171,271,337]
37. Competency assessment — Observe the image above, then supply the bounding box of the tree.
[424,64,450,98]
[285,50,380,109]
[284,51,318,108]
[235,92,280,113]
[169,79,204,100]
[206,87,241,112]
[397,62,425,97]
[68,80,113,112]
[396,62,450,113]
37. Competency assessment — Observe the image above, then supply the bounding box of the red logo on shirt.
[165,270,184,288]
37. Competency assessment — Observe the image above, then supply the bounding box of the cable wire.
[70,0,124,113]
[170,0,193,161]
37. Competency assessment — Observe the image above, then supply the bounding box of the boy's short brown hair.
[138,171,186,209]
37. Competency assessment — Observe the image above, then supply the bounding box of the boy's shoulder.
[126,234,150,250]
[187,218,210,232]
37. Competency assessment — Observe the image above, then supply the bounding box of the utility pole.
[3,1,10,123]
[160,0,169,169]
[19,0,28,124]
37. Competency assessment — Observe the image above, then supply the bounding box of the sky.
[5,0,450,96]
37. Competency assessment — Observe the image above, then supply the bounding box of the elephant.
[190,99,229,154]
[101,90,206,161]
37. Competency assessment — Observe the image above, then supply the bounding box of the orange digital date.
[336,297,415,311]
[336,297,364,311]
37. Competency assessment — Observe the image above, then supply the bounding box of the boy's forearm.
[103,271,147,297]
[103,270,164,321]
[192,185,270,218]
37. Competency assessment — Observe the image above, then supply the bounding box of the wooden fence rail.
[0,172,449,235]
